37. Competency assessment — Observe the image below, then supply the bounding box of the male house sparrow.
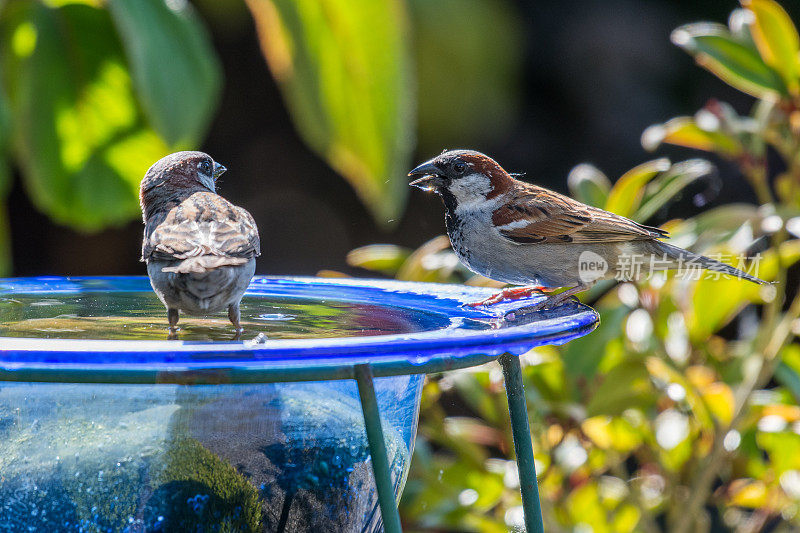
[140,151,260,335]
[409,150,766,310]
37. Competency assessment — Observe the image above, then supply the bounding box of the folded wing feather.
[493,183,668,245]
[142,192,260,273]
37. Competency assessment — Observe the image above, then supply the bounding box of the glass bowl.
[0,276,598,531]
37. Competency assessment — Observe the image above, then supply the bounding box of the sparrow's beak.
[213,162,227,181]
[408,161,445,190]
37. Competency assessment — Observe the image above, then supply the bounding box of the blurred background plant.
[349,1,800,530]
[0,0,530,276]
[3,0,800,531]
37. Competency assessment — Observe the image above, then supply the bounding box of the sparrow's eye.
[197,160,212,176]
[453,161,466,174]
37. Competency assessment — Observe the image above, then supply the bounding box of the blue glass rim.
[0,276,599,384]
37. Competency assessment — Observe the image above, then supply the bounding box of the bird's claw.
[465,286,546,307]
[504,295,580,321]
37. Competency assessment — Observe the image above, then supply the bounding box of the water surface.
[0,292,470,341]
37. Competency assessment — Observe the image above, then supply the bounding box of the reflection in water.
[0,292,492,341]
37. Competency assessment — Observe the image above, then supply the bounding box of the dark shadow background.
[8,0,794,277]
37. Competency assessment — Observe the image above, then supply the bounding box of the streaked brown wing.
[143,192,260,261]
[492,184,668,244]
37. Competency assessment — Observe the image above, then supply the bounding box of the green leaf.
[641,116,743,157]
[757,431,800,474]
[684,240,800,342]
[561,304,629,381]
[567,163,611,208]
[107,0,222,148]
[346,244,411,275]
[0,1,169,230]
[671,23,788,99]
[246,0,414,225]
[776,346,800,403]
[743,0,800,94]
[634,159,716,222]
[645,357,714,430]
[605,158,670,218]
[586,360,655,417]
[669,203,760,244]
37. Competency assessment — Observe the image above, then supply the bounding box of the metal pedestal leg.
[355,364,404,533]
[499,353,545,533]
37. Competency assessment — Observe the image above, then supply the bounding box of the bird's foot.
[465,286,548,307]
[167,326,180,340]
[232,327,244,341]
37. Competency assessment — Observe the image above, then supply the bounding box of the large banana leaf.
[246,0,414,225]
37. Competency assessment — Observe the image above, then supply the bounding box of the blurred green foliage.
[0,0,524,273]
[0,0,222,272]
[349,1,800,530]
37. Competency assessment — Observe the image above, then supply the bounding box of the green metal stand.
[355,363,404,533]
[500,352,545,533]
[356,355,545,533]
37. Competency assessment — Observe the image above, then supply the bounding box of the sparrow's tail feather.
[161,256,248,274]
[649,240,768,285]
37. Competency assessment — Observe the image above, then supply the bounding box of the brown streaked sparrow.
[409,150,766,310]
[140,151,260,336]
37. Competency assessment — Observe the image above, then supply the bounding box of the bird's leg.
[508,283,592,317]
[466,286,551,307]
[228,303,243,336]
[167,308,180,340]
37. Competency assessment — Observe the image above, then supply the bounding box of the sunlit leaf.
[568,163,611,208]
[743,0,800,94]
[564,482,608,531]
[728,478,769,508]
[612,504,641,533]
[684,266,758,342]
[641,116,742,157]
[701,382,735,424]
[667,203,760,247]
[581,416,643,453]
[646,357,713,430]
[0,1,169,230]
[671,23,787,99]
[757,432,800,474]
[246,0,414,224]
[346,244,411,275]
[634,159,716,222]
[396,235,455,283]
[107,0,222,147]
[605,158,670,218]
[684,240,800,341]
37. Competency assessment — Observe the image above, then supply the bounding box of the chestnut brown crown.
[408,149,513,198]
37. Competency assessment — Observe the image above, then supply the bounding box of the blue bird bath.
[0,276,598,532]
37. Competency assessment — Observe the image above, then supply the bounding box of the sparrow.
[140,151,260,336]
[409,150,766,310]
